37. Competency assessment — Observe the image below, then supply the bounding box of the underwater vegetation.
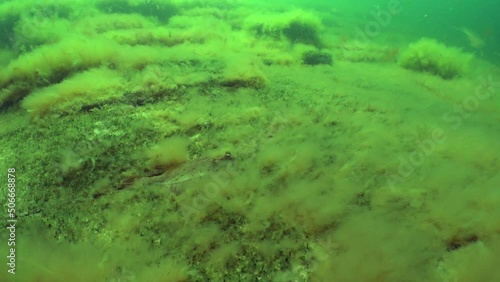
[398,38,473,79]
[0,0,499,281]
[244,9,324,47]
[302,50,333,65]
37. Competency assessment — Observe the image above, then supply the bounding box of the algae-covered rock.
[398,38,473,79]
[302,50,332,65]
[245,9,323,47]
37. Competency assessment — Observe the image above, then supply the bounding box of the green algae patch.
[398,38,473,79]
[244,9,323,47]
[145,136,189,171]
[21,68,124,116]
[0,1,499,281]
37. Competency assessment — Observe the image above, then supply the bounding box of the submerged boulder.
[302,50,333,65]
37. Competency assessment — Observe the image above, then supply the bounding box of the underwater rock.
[302,50,333,65]
[398,38,473,79]
[244,9,323,47]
